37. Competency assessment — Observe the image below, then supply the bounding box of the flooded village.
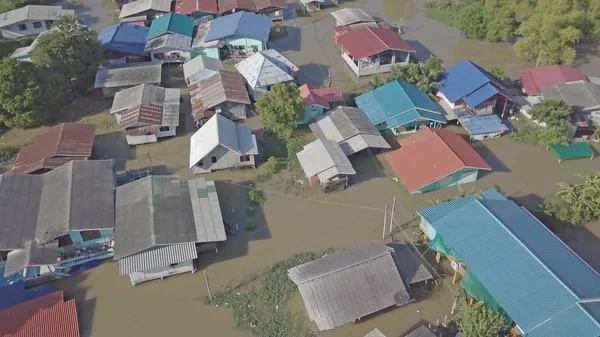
[0,0,599,336]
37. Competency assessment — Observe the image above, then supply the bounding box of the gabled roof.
[438,59,513,106]
[519,65,588,95]
[330,8,374,26]
[423,197,600,337]
[114,176,227,262]
[94,61,163,88]
[0,160,115,250]
[119,0,171,18]
[541,81,600,111]
[0,5,74,28]
[183,55,223,83]
[296,139,356,182]
[288,241,411,331]
[416,189,506,224]
[405,326,436,337]
[355,80,446,126]
[338,26,414,59]
[192,22,222,49]
[254,0,286,10]
[4,241,59,278]
[235,49,296,88]
[309,106,391,156]
[147,12,194,40]
[10,29,56,59]
[112,84,180,128]
[189,114,258,168]
[145,32,192,52]
[299,84,343,108]
[98,23,149,55]
[217,0,257,12]
[13,123,95,175]
[459,114,508,136]
[385,128,491,192]
[204,11,271,42]
[0,290,80,337]
[189,70,250,120]
[175,0,218,15]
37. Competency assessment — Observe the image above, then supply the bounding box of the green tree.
[529,98,571,126]
[0,58,66,128]
[32,15,102,93]
[256,83,306,142]
[456,4,489,39]
[285,136,303,169]
[487,67,508,82]
[388,57,445,96]
[263,156,281,174]
[540,171,600,225]
[457,297,506,337]
[510,98,572,146]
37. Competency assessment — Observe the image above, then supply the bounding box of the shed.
[98,23,150,59]
[189,70,251,122]
[12,123,96,175]
[385,128,491,194]
[94,61,163,97]
[296,138,356,191]
[458,114,509,140]
[548,143,595,163]
[183,55,224,84]
[519,65,588,96]
[405,326,436,337]
[356,80,446,134]
[145,32,193,63]
[330,8,375,28]
[119,0,171,19]
[298,84,344,124]
[235,49,297,99]
[147,12,194,40]
[309,106,391,156]
[9,28,55,61]
[287,241,412,331]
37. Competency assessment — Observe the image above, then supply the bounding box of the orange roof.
[0,290,80,337]
[299,84,344,109]
[385,128,491,192]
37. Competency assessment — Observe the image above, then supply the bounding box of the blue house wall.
[191,12,215,23]
[192,46,220,59]
[224,36,266,51]
[413,168,480,194]
[298,105,325,125]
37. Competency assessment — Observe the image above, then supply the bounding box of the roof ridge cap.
[431,128,466,166]
[367,26,389,48]
[148,175,158,245]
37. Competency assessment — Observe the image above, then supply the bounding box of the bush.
[245,221,256,231]
[0,146,19,165]
[488,67,508,82]
[285,137,303,169]
[246,207,256,216]
[263,156,280,174]
[248,189,262,205]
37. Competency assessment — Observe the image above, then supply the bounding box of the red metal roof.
[338,26,415,59]
[218,0,256,13]
[119,104,164,129]
[299,84,344,108]
[0,290,80,337]
[519,65,588,95]
[254,0,286,10]
[12,123,96,175]
[174,0,218,15]
[385,128,491,192]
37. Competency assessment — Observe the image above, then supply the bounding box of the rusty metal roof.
[12,123,95,175]
[189,70,250,120]
[119,104,164,129]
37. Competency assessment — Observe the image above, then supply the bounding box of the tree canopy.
[487,67,508,82]
[32,15,102,93]
[509,98,572,147]
[457,297,506,337]
[387,57,445,95]
[0,58,66,128]
[540,171,600,225]
[255,83,306,142]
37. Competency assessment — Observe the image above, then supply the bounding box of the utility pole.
[382,205,388,240]
[535,50,542,68]
[388,197,396,239]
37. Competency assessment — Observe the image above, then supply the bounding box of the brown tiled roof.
[218,0,257,13]
[0,290,80,337]
[189,70,249,121]
[118,104,164,129]
[12,123,96,175]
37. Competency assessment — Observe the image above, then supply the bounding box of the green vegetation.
[369,73,385,89]
[387,57,445,96]
[205,252,326,337]
[251,169,263,186]
[509,98,572,147]
[0,145,19,165]
[255,83,306,142]
[0,36,35,58]
[248,189,263,205]
[456,297,506,337]
[285,136,303,169]
[246,207,256,216]
[424,0,600,65]
[245,221,256,231]
[539,171,600,225]
[263,156,281,174]
[487,67,508,82]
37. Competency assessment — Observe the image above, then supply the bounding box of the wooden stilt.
[452,269,458,284]
[436,252,441,263]
[204,270,212,301]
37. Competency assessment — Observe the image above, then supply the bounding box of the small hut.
[296,139,356,192]
[548,143,595,163]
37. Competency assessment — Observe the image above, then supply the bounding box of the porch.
[341,49,410,77]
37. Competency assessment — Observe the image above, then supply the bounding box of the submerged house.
[98,23,150,63]
[338,26,414,77]
[297,139,356,192]
[189,70,251,124]
[437,59,514,117]
[189,114,258,173]
[183,54,224,84]
[331,8,375,30]
[0,160,116,282]
[145,12,194,63]
[111,84,180,145]
[174,0,218,22]
[309,106,391,156]
[217,0,287,21]
[519,64,589,96]
[94,61,163,97]
[191,22,222,59]
[541,81,600,125]
[385,128,491,194]
[298,84,344,125]
[417,190,600,337]
[301,0,337,13]
[114,176,227,286]
[12,123,95,175]
[459,114,509,140]
[9,29,55,61]
[0,5,74,40]
[118,0,171,22]
[235,49,297,100]
[356,80,447,134]
[202,11,271,59]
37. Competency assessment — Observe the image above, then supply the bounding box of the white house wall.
[126,133,158,145]
[149,49,191,63]
[128,259,195,286]
[1,20,50,39]
[193,144,255,173]
[156,126,177,138]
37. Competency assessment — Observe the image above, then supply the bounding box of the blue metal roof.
[417,189,506,225]
[429,198,600,336]
[525,303,600,337]
[0,278,54,311]
[98,23,150,55]
[205,11,272,42]
[355,80,446,126]
[463,82,513,107]
[460,114,509,136]
[438,59,511,104]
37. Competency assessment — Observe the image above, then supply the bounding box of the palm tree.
[369,74,384,89]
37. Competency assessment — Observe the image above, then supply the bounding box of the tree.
[487,67,508,82]
[263,156,280,174]
[387,57,445,96]
[456,297,506,337]
[32,15,102,93]
[510,98,572,147]
[541,171,600,225]
[0,58,67,128]
[455,4,489,39]
[255,83,306,142]
[529,98,571,127]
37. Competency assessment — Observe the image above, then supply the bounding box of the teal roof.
[355,80,447,126]
[417,189,506,224]
[423,197,600,337]
[147,12,194,40]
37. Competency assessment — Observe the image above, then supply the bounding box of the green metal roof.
[147,12,194,40]
[549,143,595,161]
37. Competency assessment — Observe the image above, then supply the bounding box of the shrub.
[245,221,256,231]
[263,156,280,174]
[248,189,262,205]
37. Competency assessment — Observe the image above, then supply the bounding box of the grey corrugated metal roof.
[183,55,223,82]
[145,33,192,53]
[309,106,390,156]
[119,0,171,18]
[4,241,59,277]
[0,5,74,28]
[388,242,433,285]
[0,160,115,250]
[365,329,386,337]
[111,84,180,127]
[405,326,436,337]
[541,81,600,111]
[118,243,198,275]
[330,8,374,26]
[114,176,227,260]
[235,49,296,88]
[288,241,412,331]
[296,139,355,182]
[94,61,163,88]
[191,22,222,49]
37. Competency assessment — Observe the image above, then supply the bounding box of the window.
[196,160,203,167]
[18,24,27,31]
[32,22,42,29]
[211,156,217,163]
[58,235,74,247]
[159,126,170,132]
[240,155,250,162]
[376,121,387,127]
[81,230,102,241]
